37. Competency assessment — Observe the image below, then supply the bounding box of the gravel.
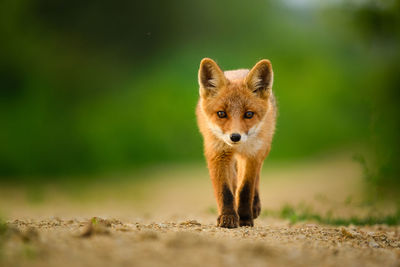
[1,217,399,267]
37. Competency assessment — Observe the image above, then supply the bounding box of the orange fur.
[196,58,277,228]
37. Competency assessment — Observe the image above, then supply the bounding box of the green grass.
[206,207,217,215]
[0,219,7,237]
[262,204,400,226]
[0,218,7,259]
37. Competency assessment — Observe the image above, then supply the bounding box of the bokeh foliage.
[0,0,398,193]
[347,0,400,195]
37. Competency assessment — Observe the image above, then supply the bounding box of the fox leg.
[253,173,261,219]
[253,151,269,219]
[236,157,262,227]
[207,151,239,228]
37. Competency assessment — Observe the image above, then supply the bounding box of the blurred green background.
[0,0,399,193]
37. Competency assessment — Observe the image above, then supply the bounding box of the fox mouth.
[228,141,240,146]
[223,138,239,147]
[225,138,246,147]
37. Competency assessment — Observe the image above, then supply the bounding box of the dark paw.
[239,217,254,227]
[217,214,239,228]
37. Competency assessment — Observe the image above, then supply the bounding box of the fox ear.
[245,59,273,98]
[198,58,226,97]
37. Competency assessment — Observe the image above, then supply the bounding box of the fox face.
[198,58,274,148]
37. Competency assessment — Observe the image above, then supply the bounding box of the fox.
[196,58,277,228]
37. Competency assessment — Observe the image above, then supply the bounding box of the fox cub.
[196,58,277,228]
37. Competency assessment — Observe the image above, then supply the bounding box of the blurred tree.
[0,0,397,182]
[349,0,400,195]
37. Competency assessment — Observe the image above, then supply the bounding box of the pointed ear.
[198,58,226,97]
[245,59,273,98]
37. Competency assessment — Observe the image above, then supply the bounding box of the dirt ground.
[1,155,399,267]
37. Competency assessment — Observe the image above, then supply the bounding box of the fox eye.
[217,111,227,118]
[244,111,254,119]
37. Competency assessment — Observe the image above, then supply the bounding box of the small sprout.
[80,217,111,237]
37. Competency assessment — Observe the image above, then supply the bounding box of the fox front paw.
[217,214,239,228]
[239,216,254,227]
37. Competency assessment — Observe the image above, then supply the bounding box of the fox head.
[198,58,273,147]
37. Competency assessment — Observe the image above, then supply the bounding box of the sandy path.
[1,155,399,266]
[2,217,399,267]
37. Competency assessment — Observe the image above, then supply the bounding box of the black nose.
[230,133,241,142]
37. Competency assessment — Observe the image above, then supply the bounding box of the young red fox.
[196,58,277,228]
